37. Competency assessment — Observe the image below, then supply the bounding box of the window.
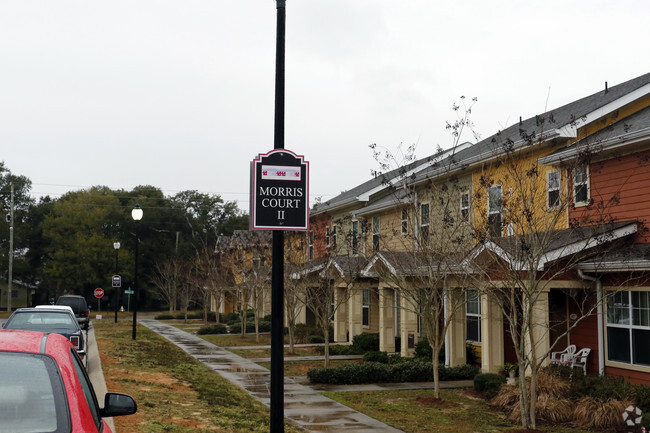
[420,203,430,243]
[573,165,590,205]
[547,170,561,209]
[488,185,502,237]
[461,192,470,221]
[372,216,380,252]
[466,290,481,342]
[362,289,370,327]
[325,227,330,247]
[308,231,314,260]
[352,220,359,254]
[401,209,408,234]
[332,225,337,249]
[607,291,650,366]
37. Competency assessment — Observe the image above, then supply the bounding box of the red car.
[0,329,137,432]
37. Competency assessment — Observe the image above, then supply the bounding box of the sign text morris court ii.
[250,149,309,231]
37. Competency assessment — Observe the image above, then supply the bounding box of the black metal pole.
[115,247,119,323]
[271,1,286,432]
[132,223,139,340]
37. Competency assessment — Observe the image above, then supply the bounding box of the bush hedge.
[197,323,228,335]
[154,314,174,320]
[473,373,506,399]
[307,361,478,384]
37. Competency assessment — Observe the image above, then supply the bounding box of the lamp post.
[113,241,120,323]
[131,204,143,340]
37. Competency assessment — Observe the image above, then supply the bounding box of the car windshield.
[6,312,79,333]
[0,352,69,432]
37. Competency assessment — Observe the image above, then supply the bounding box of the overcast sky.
[1,1,649,213]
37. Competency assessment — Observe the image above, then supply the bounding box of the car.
[2,307,86,357]
[0,330,136,432]
[56,294,90,329]
[35,304,75,315]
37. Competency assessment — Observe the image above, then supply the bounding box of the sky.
[1,1,649,214]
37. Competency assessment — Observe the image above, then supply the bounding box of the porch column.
[400,294,419,357]
[379,285,395,353]
[481,294,504,373]
[333,286,348,342]
[348,287,364,341]
[447,289,466,367]
[529,290,551,369]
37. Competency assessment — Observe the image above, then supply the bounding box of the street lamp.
[113,241,120,323]
[131,204,143,340]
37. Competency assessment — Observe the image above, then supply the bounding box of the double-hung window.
[488,185,503,237]
[607,291,650,366]
[401,209,408,234]
[573,165,590,205]
[372,216,380,252]
[362,289,370,327]
[352,220,359,254]
[420,203,430,244]
[547,171,561,209]
[332,225,337,249]
[308,231,314,260]
[326,227,331,247]
[466,289,481,342]
[461,192,470,221]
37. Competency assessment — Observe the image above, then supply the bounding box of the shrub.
[474,373,506,399]
[154,314,174,320]
[440,364,480,380]
[206,312,217,322]
[315,345,353,356]
[228,322,256,334]
[197,323,227,335]
[219,312,238,324]
[414,339,433,360]
[350,333,379,353]
[363,351,389,364]
[308,335,325,344]
[466,343,480,365]
[573,396,631,430]
[307,360,477,384]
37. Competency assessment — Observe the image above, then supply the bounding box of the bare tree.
[150,256,185,313]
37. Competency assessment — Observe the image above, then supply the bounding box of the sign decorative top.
[251,149,309,231]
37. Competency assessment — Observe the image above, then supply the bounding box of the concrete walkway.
[141,319,407,433]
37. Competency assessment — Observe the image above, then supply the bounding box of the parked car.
[35,304,75,315]
[56,294,90,329]
[0,330,136,432]
[2,307,86,357]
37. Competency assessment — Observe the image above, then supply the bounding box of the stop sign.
[94,288,104,298]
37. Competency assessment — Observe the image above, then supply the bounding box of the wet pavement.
[141,319,406,432]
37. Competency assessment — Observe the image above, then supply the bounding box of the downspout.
[577,269,604,376]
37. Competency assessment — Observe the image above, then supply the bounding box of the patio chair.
[570,348,591,375]
[550,344,576,365]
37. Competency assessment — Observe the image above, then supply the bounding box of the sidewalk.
[140,319,473,433]
[141,319,405,432]
[86,325,116,432]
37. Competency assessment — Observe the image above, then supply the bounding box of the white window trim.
[573,165,591,207]
[362,289,370,327]
[606,290,650,368]
[466,290,482,343]
[460,192,470,221]
[547,170,561,210]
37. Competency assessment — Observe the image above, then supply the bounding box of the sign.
[94,288,104,298]
[124,289,134,295]
[112,275,122,288]
[251,149,309,230]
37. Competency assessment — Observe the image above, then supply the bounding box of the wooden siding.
[571,149,650,242]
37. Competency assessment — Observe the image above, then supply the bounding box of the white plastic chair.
[570,348,591,375]
[550,344,576,365]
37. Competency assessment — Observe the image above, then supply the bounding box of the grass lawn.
[94,320,302,433]
[323,389,593,433]
[229,346,321,359]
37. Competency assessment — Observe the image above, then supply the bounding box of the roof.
[314,72,650,216]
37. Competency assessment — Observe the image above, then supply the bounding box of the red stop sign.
[94,288,104,298]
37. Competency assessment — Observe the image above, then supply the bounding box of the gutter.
[577,269,605,376]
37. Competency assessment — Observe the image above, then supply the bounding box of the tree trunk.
[323,327,330,368]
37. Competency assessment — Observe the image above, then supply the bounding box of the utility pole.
[7,182,14,312]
